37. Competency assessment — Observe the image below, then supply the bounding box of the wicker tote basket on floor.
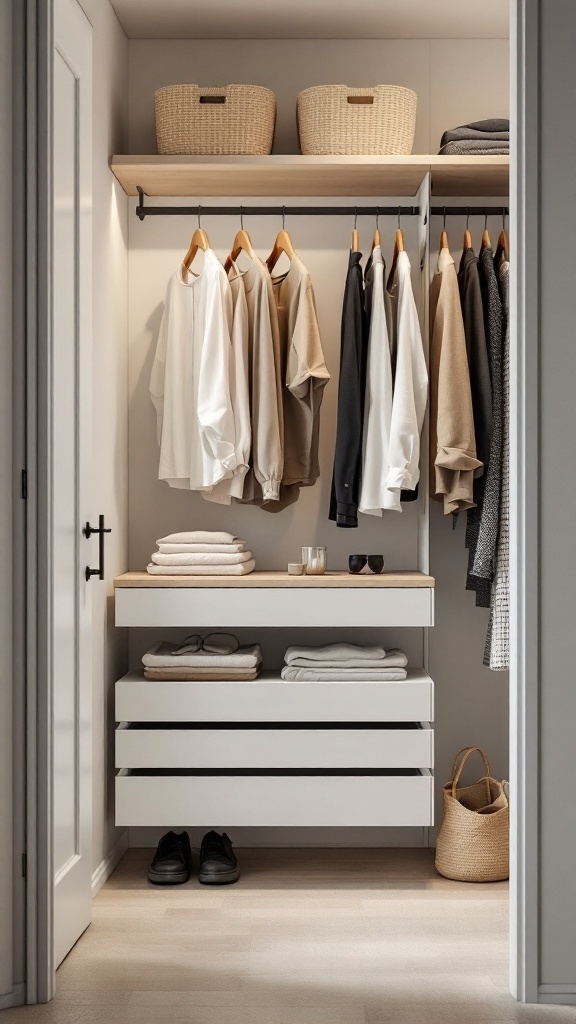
[155,84,276,155]
[435,747,509,883]
[297,84,417,155]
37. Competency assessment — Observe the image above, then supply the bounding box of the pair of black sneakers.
[148,830,239,886]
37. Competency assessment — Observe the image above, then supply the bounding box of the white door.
[52,0,93,969]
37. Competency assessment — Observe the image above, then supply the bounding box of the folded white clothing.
[146,559,255,576]
[151,550,252,566]
[158,541,246,554]
[284,642,387,666]
[288,649,408,669]
[156,531,241,546]
[143,640,262,669]
[281,667,407,681]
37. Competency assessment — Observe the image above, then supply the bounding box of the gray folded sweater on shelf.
[281,667,408,682]
[440,140,509,155]
[142,640,262,669]
[284,642,387,665]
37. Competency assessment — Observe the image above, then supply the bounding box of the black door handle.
[83,514,111,581]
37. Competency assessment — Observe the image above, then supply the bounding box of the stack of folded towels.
[439,118,509,155]
[147,531,255,576]
[142,636,262,681]
[281,643,408,682]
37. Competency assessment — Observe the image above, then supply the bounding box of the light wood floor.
[3,848,576,1024]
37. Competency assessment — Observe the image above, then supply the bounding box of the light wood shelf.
[110,154,509,199]
[114,570,434,589]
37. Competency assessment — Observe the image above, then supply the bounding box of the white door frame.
[16,0,552,1008]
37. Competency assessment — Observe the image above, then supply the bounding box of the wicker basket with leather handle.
[435,747,509,883]
[155,84,276,155]
[297,84,417,155]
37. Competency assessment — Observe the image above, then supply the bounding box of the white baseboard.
[92,830,129,897]
[128,826,429,849]
[539,984,576,1005]
[0,982,26,1010]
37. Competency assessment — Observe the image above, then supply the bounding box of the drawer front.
[115,587,434,628]
[116,671,434,723]
[115,771,434,827]
[115,725,434,770]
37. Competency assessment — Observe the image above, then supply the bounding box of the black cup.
[368,555,384,574]
[349,554,368,574]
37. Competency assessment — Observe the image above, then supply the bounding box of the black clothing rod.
[430,206,509,216]
[135,189,420,221]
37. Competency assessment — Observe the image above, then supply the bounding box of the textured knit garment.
[467,247,504,607]
[485,259,510,669]
[329,251,368,527]
[440,141,509,155]
[386,250,428,501]
[150,252,238,490]
[271,254,330,488]
[358,246,394,514]
[429,248,481,514]
[202,265,251,504]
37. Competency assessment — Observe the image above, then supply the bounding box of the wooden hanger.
[480,212,491,253]
[372,208,381,251]
[464,209,472,250]
[224,209,256,273]
[267,208,296,273]
[182,206,209,282]
[495,210,509,264]
[351,208,359,253]
[387,209,405,285]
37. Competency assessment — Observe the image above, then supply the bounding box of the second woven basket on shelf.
[297,84,417,155]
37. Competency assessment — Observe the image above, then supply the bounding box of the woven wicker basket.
[297,84,417,155]
[435,748,509,883]
[155,84,276,156]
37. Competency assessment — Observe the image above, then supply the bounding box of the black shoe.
[198,830,240,885]
[148,830,192,885]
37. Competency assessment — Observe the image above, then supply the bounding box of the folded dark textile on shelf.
[441,118,509,142]
[440,140,509,156]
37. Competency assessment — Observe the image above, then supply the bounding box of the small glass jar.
[301,546,327,575]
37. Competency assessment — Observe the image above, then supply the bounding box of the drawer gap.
[117,767,424,777]
[120,721,424,730]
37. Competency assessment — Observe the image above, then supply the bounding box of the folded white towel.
[143,640,262,669]
[281,667,408,681]
[157,531,241,546]
[158,542,246,554]
[151,550,252,566]
[146,559,256,576]
[284,643,386,665]
[288,649,408,669]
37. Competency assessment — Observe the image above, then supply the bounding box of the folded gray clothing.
[440,118,509,144]
[157,541,246,554]
[151,550,252,566]
[146,559,255,576]
[440,140,509,156]
[441,128,509,145]
[142,640,262,669]
[284,643,386,665]
[288,648,408,669]
[281,667,408,681]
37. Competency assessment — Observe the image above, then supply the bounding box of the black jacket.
[329,251,368,527]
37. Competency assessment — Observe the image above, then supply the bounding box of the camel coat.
[429,248,482,514]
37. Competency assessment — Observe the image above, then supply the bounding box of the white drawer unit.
[113,571,435,628]
[115,770,434,828]
[115,670,434,723]
[115,723,434,770]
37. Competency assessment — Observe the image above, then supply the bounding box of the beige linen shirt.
[429,247,482,514]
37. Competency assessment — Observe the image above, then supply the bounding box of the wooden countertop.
[114,570,435,589]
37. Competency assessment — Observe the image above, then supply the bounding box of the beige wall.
[77,0,130,875]
[125,36,509,846]
[127,38,509,155]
